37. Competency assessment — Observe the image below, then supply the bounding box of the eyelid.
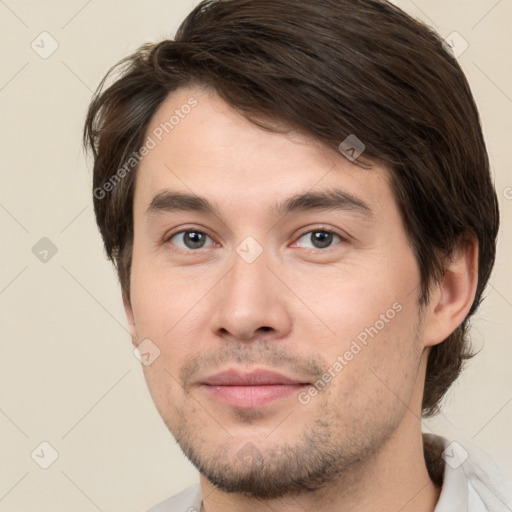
[291,225,347,245]
[164,224,210,240]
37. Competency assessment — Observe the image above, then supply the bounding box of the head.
[84,0,499,499]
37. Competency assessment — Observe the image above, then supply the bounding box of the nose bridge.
[226,244,273,311]
[211,242,291,340]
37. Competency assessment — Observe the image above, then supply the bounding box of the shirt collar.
[428,434,469,512]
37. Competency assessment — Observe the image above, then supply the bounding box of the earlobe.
[123,294,138,347]
[423,238,479,348]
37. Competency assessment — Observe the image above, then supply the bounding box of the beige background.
[0,0,511,510]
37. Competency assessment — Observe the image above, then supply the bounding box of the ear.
[123,294,138,347]
[423,237,479,348]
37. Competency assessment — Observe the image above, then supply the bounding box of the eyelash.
[164,227,345,252]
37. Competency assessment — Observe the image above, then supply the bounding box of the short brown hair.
[84,0,499,417]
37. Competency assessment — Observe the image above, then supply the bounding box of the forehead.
[133,86,394,217]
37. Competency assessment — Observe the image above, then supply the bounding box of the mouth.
[199,369,311,408]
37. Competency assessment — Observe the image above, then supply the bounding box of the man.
[84,0,510,510]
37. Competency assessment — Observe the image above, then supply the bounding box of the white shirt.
[143,435,511,512]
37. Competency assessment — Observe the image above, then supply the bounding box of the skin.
[124,85,478,512]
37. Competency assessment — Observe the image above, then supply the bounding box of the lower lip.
[201,384,307,408]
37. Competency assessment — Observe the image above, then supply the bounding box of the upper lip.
[201,369,309,386]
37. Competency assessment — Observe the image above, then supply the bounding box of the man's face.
[126,86,430,498]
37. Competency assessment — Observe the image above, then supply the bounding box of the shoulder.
[427,434,512,512]
[141,483,202,512]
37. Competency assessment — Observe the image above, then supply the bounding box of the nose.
[210,248,293,342]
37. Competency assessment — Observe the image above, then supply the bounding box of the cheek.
[292,255,423,396]
[140,362,191,437]
[129,253,209,341]
[287,261,417,350]
[129,256,220,407]
[312,304,422,433]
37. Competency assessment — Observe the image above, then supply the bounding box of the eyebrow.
[145,188,373,219]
